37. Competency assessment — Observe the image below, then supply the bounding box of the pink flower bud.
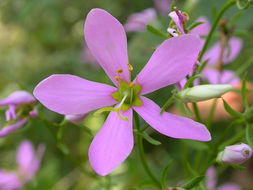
[219,143,252,164]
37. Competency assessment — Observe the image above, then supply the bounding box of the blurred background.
[0,0,253,189]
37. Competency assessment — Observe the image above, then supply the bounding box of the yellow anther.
[182,12,189,22]
[115,76,121,81]
[127,63,133,72]
[116,69,123,73]
[129,82,134,88]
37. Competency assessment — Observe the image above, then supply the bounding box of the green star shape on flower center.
[111,81,142,111]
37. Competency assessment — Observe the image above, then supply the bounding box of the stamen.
[115,76,121,81]
[129,82,134,88]
[116,69,123,73]
[94,94,129,121]
[127,63,133,72]
[93,107,117,117]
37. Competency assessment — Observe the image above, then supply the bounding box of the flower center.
[93,64,142,121]
[111,80,142,111]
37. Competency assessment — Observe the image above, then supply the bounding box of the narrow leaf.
[246,124,253,148]
[222,99,243,118]
[161,160,173,188]
[183,74,203,89]
[242,74,249,110]
[181,175,205,190]
[146,24,169,39]
[230,163,245,171]
[187,22,204,31]
[142,132,161,145]
[170,1,176,11]
[182,140,208,151]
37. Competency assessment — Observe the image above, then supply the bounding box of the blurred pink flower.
[177,16,242,87]
[34,8,210,176]
[0,91,37,137]
[65,114,87,125]
[124,8,157,32]
[206,166,241,190]
[153,0,173,15]
[0,141,45,190]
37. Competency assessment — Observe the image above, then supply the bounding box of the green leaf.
[146,25,169,39]
[142,132,161,145]
[170,1,176,11]
[182,140,208,150]
[187,22,204,31]
[186,162,198,176]
[181,175,205,190]
[222,99,244,118]
[242,74,249,110]
[161,160,173,188]
[230,163,245,170]
[246,124,253,148]
[183,74,203,89]
[197,59,209,74]
[77,124,93,136]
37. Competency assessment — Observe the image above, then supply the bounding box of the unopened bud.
[178,84,232,103]
[217,143,253,164]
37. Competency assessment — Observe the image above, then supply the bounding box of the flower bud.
[178,84,232,103]
[217,143,253,164]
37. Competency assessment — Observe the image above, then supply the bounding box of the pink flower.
[168,9,187,35]
[219,143,253,164]
[0,91,37,137]
[153,0,173,15]
[0,141,45,190]
[33,8,211,176]
[206,166,241,190]
[124,8,157,32]
[176,16,241,87]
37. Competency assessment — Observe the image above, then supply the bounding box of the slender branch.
[133,112,161,189]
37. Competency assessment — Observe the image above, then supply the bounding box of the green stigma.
[111,80,142,112]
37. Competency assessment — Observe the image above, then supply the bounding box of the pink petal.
[190,16,211,48]
[133,97,211,141]
[84,8,129,86]
[190,16,210,36]
[203,37,242,66]
[89,109,133,176]
[124,8,157,32]
[65,114,87,125]
[17,141,45,180]
[33,74,117,115]
[0,91,35,106]
[0,118,28,138]
[0,171,23,190]
[202,68,240,86]
[136,34,201,95]
[168,11,185,34]
[17,141,35,176]
[206,166,217,189]
[218,183,241,190]
[153,0,172,15]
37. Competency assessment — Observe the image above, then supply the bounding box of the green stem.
[192,103,202,123]
[206,99,218,129]
[38,112,96,178]
[133,112,161,189]
[136,134,161,189]
[198,0,236,61]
